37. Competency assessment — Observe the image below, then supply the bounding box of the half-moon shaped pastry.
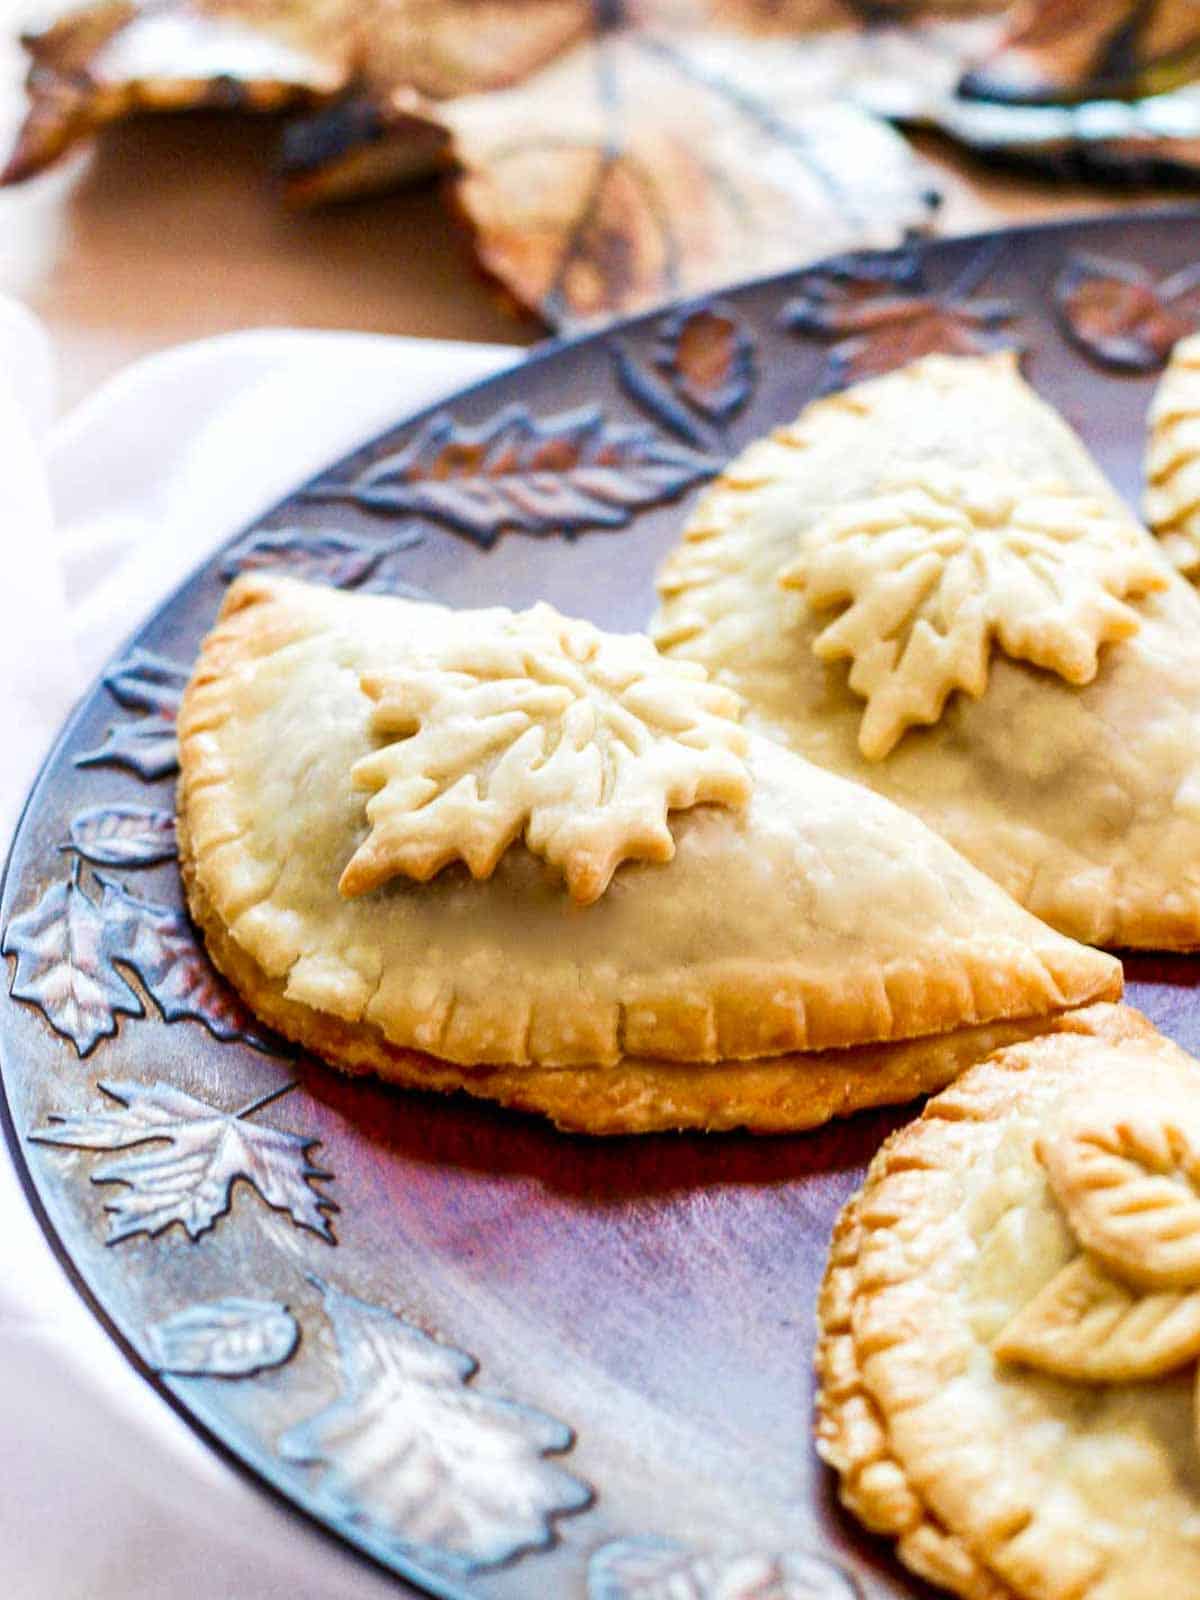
[816,1001,1200,1600]
[177,575,1119,1133]
[1146,331,1200,576]
[653,351,1200,949]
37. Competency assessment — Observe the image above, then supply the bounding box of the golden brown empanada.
[1146,331,1200,576]
[176,575,1119,1132]
[816,1001,1200,1600]
[654,351,1200,949]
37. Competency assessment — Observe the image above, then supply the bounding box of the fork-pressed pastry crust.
[176,575,1117,1127]
[815,1003,1200,1600]
[653,352,1200,950]
[1146,333,1200,576]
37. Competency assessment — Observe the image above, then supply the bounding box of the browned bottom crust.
[178,811,1120,1134]
[813,1001,1159,1599]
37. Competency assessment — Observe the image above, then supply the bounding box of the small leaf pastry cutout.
[993,1254,1200,1382]
[340,603,751,904]
[1038,1100,1200,1290]
[780,463,1167,760]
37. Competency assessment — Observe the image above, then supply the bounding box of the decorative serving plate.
[5,208,1200,1600]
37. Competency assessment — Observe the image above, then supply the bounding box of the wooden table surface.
[0,27,1183,414]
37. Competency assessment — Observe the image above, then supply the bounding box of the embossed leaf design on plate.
[219,526,424,590]
[781,247,1018,393]
[75,649,189,779]
[655,305,756,423]
[29,1080,336,1244]
[66,804,178,867]
[305,404,717,546]
[340,603,750,904]
[2,862,142,1055]
[98,875,282,1052]
[780,463,1168,759]
[1055,254,1200,373]
[587,1536,863,1600]
[147,1297,300,1378]
[279,1280,590,1572]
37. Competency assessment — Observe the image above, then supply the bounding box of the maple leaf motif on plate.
[2,863,143,1055]
[780,462,1168,759]
[306,403,717,546]
[781,247,1018,392]
[29,1079,336,1244]
[219,525,424,589]
[587,1536,863,1600]
[279,1280,590,1572]
[339,602,751,904]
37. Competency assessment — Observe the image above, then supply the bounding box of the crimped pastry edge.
[177,808,1106,1136]
[813,1002,1168,1600]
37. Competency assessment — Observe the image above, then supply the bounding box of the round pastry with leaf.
[816,1001,1200,1600]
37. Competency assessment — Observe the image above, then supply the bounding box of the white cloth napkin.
[0,303,520,1600]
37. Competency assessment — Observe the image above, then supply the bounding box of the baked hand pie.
[816,1002,1200,1600]
[652,351,1200,949]
[177,574,1119,1133]
[1146,332,1200,576]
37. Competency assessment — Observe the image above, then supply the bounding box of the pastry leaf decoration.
[279,1279,590,1572]
[996,1098,1200,1384]
[780,463,1168,760]
[1055,254,1200,374]
[780,248,1018,394]
[340,603,751,904]
[219,526,424,590]
[2,862,142,1055]
[1040,1104,1200,1291]
[75,649,188,780]
[587,1537,863,1600]
[305,404,717,547]
[147,1297,300,1378]
[66,804,178,867]
[992,1255,1200,1382]
[29,1080,336,1244]
[1145,334,1200,576]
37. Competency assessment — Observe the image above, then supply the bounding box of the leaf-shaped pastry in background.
[1,862,142,1054]
[341,601,751,903]
[29,1078,336,1243]
[587,1536,863,1600]
[1038,1102,1200,1290]
[305,404,717,545]
[779,462,1166,759]
[993,1253,1200,1380]
[279,1280,589,1571]
[146,1296,300,1377]
[780,247,1018,392]
[66,804,178,868]
[2,0,359,185]
[443,22,938,327]
[1055,254,1200,373]
[960,0,1200,106]
[1146,333,1200,575]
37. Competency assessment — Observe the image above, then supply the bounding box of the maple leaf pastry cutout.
[339,602,752,904]
[780,461,1168,760]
